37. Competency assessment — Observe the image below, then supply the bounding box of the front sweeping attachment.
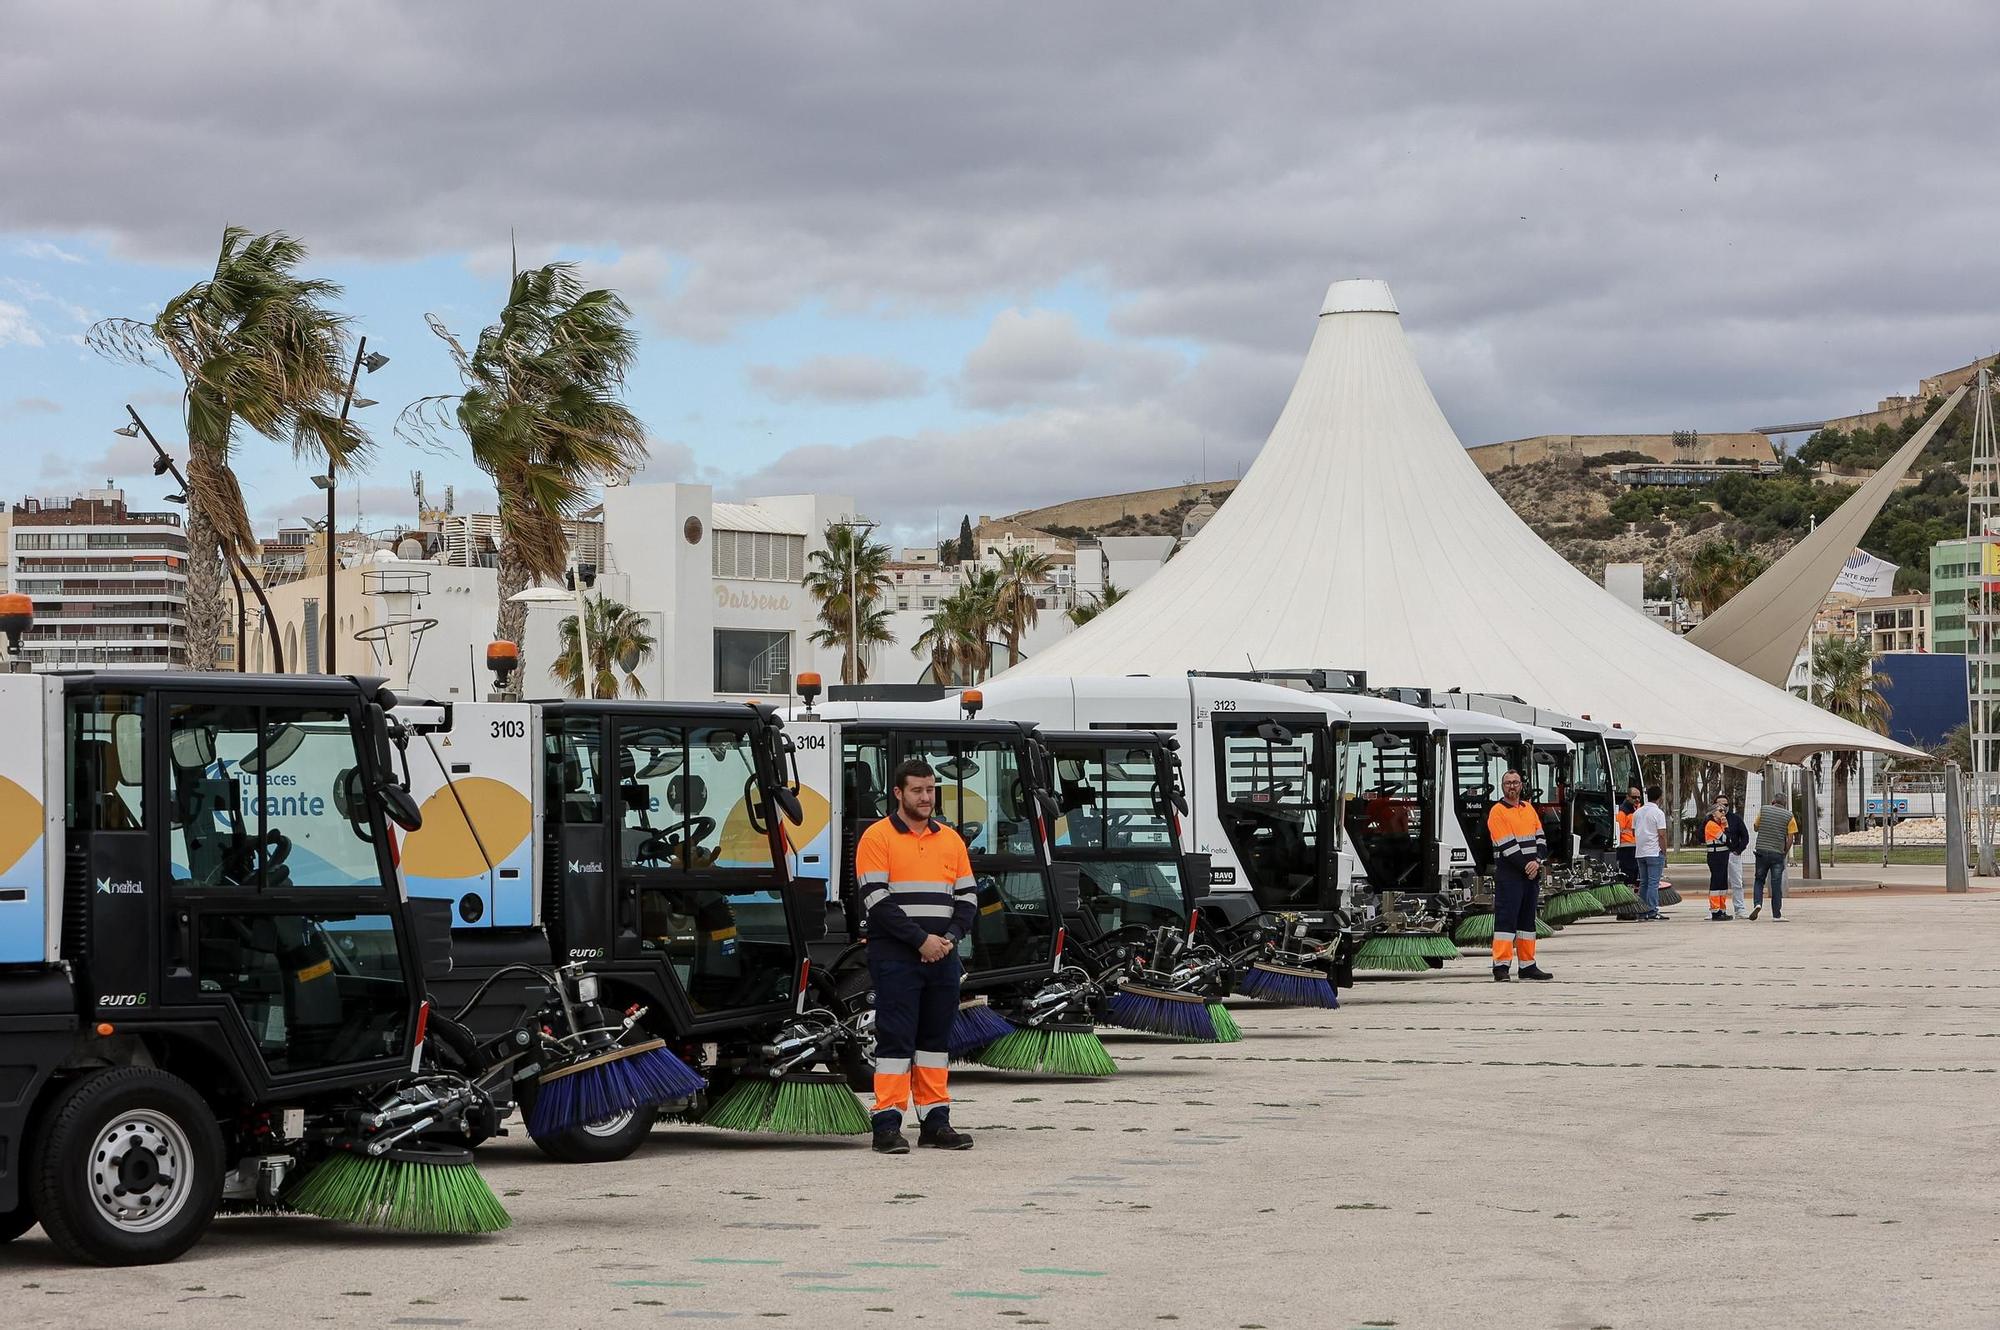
[1236,961,1338,1009]
[527,1039,706,1139]
[1107,983,1218,1041]
[288,1142,510,1235]
[972,1021,1119,1077]
[948,999,1018,1059]
[1352,933,1457,972]
[699,1072,871,1136]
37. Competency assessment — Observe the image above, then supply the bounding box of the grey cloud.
[747,354,928,405]
[1,2,1996,497]
[12,397,60,415]
[955,309,1186,412]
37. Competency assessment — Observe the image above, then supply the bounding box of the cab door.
[150,690,416,1086]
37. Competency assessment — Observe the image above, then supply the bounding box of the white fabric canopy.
[1685,386,1965,685]
[1006,279,1918,764]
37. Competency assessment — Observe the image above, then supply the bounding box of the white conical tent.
[1006,279,1918,764]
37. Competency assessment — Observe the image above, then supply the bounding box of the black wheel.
[27,1067,223,1266]
[523,1003,662,1163]
[0,1197,36,1243]
[528,1101,658,1164]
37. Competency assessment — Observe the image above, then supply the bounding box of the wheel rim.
[580,1108,636,1138]
[88,1110,195,1233]
[855,1009,877,1066]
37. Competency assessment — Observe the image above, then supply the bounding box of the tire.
[528,1102,657,1164]
[0,1199,36,1243]
[523,1003,661,1164]
[1423,956,1446,970]
[27,1067,223,1266]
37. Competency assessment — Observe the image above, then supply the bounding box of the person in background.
[1632,785,1668,920]
[1615,784,1641,890]
[1751,795,1799,921]
[1724,800,1752,919]
[1703,797,1732,921]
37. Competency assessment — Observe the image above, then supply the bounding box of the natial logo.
[568,860,604,874]
[95,878,144,895]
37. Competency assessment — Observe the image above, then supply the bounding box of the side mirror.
[774,786,804,826]
[1048,861,1083,916]
[1178,853,1210,910]
[379,784,424,832]
[1256,721,1293,745]
[1370,730,1402,752]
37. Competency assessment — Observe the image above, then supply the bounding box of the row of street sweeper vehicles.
[0,663,1642,1264]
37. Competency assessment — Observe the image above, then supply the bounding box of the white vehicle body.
[792,675,1354,930]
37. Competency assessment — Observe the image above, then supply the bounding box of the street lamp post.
[119,406,284,673]
[318,336,389,674]
[834,516,878,687]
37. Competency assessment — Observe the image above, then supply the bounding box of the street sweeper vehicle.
[778,681,1125,1075]
[1037,727,1250,1043]
[868,672,1357,1009]
[0,672,509,1265]
[392,696,874,1152]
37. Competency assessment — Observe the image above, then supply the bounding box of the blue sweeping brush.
[948,999,1018,1059]
[527,1038,707,1139]
[1107,983,1218,1040]
[1235,961,1339,1009]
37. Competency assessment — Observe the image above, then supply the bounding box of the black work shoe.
[872,1110,909,1155]
[916,1107,974,1150]
[1491,965,1511,982]
[1750,905,1762,920]
[1517,965,1553,981]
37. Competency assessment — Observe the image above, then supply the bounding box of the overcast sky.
[2,2,1996,544]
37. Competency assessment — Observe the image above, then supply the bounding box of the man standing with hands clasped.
[855,758,978,1154]
[1488,769,1553,981]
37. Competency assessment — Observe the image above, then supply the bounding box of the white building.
[8,487,188,670]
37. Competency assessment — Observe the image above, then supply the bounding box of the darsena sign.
[714,583,794,615]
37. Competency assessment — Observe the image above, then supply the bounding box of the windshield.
[902,736,1037,859]
[1609,739,1641,800]
[1215,719,1333,909]
[1450,737,1517,872]
[1051,744,1176,854]
[1342,727,1430,891]
[614,720,774,873]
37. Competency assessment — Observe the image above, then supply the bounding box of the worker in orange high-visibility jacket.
[1488,769,1553,982]
[1703,797,1732,921]
[1614,784,1641,889]
[855,757,979,1155]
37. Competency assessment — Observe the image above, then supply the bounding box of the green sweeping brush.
[1458,912,1556,946]
[1592,880,1641,911]
[288,1143,510,1235]
[700,1072,871,1135]
[1540,887,1606,927]
[1353,933,1457,972]
[973,1021,1119,1077]
[1207,1003,1243,1043]
[1658,884,1682,906]
[1452,911,1494,947]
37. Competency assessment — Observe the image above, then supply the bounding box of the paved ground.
[7,891,2000,1329]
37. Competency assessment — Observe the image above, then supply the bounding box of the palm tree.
[551,593,656,698]
[1682,540,1768,617]
[408,262,646,663]
[1796,633,1891,833]
[992,546,1054,669]
[950,568,1003,681]
[89,227,365,669]
[912,591,980,684]
[1067,581,1126,627]
[801,523,893,684]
